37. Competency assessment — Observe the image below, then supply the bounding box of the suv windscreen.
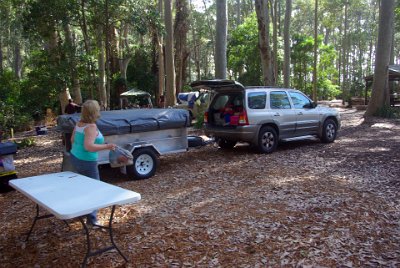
[270,91,291,109]
[248,92,266,109]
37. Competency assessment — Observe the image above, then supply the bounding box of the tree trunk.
[312,0,318,102]
[164,0,176,107]
[341,2,348,105]
[63,22,82,104]
[96,26,107,109]
[0,37,3,74]
[203,0,215,59]
[105,0,111,110]
[236,0,241,26]
[365,0,395,117]
[255,0,275,86]
[272,0,278,85]
[156,0,165,107]
[80,0,95,99]
[14,41,22,79]
[215,0,227,79]
[283,0,291,88]
[174,0,189,94]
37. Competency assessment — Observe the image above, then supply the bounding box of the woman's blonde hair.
[80,100,100,123]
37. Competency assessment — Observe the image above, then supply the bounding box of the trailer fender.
[126,142,161,155]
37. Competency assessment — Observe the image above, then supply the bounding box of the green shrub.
[193,113,204,129]
[14,137,36,149]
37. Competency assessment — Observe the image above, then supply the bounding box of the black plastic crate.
[0,172,17,193]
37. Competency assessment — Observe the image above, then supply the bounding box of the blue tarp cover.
[57,108,190,136]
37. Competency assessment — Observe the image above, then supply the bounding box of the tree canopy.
[0,0,398,134]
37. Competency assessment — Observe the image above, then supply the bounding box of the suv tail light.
[238,110,249,125]
[204,111,209,123]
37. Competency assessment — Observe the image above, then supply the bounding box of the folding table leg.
[79,205,128,268]
[26,204,53,241]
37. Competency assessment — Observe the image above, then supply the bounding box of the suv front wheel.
[321,119,337,143]
[257,126,278,153]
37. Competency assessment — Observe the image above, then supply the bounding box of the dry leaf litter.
[0,108,400,267]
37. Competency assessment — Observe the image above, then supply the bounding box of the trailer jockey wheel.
[126,148,159,180]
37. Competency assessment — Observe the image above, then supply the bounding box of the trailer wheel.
[126,148,159,180]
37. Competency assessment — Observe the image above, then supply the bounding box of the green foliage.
[228,13,262,86]
[14,137,36,149]
[0,101,32,133]
[374,106,400,119]
[0,70,34,133]
[193,113,204,129]
[291,34,340,100]
[181,85,192,92]
[126,48,156,95]
[0,70,21,104]
[20,50,65,117]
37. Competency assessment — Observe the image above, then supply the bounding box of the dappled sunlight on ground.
[1,109,400,267]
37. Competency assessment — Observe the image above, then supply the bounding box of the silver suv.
[191,80,341,153]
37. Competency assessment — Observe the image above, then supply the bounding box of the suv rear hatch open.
[190,80,247,127]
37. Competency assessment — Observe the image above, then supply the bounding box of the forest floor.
[1,108,400,267]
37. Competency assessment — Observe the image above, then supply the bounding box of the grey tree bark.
[312,0,318,102]
[215,0,227,79]
[365,0,395,117]
[255,0,275,86]
[63,22,82,104]
[341,1,349,105]
[174,0,189,94]
[236,0,241,26]
[157,0,165,107]
[272,0,278,84]
[164,0,176,107]
[283,0,291,88]
[13,41,22,79]
[96,25,107,110]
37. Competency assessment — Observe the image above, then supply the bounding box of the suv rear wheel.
[257,126,278,153]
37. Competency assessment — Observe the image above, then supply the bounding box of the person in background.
[69,100,116,226]
[64,98,80,114]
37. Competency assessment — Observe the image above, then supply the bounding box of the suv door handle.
[297,112,303,115]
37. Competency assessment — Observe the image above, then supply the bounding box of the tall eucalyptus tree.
[255,0,275,85]
[174,0,189,93]
[365,0,395,117]
[215,0,228,79]
[283,0,292,88]
[164,0,176,106]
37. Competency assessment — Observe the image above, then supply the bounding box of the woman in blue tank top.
[70,100,116,226]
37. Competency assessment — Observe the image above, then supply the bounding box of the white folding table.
[9,171,141,267]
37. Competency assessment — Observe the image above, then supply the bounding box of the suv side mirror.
[303,102,317,109]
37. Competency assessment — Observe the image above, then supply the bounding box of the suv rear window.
[248,92,266,109]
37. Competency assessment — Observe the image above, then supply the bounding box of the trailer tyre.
[126,148,159,180]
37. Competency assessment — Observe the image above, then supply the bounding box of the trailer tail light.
[204,111,209,123]
[238,110,249,125]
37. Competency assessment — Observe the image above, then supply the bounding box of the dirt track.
[1,108,400,267]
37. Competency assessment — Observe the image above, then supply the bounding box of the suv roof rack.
[190,79,244,89]
[245,86,277,89]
